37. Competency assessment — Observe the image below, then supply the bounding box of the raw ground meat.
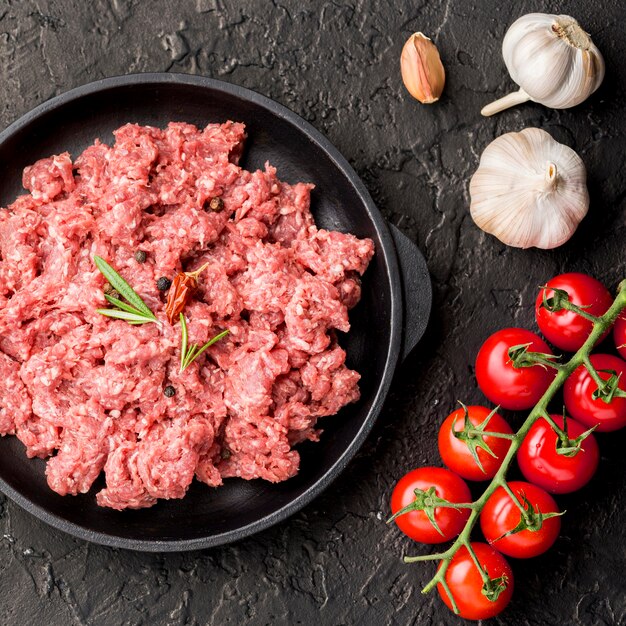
[0,121,374,510]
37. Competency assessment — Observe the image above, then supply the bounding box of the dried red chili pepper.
[165,263,209,324]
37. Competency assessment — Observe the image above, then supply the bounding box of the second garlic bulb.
[482,13,605,116]
[469,128,589,249]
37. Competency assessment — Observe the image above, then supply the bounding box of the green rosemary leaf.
[94,256,156,319]
[96,308,155,324]
[180,313,188,371]
[104,293,144,316]
[193,330,230,361]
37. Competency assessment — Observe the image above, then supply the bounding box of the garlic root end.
[544,162,558,191]
[481,88,531,116]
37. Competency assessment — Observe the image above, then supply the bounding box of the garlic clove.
[400,32,445,104]
[482,13,604,116]
[469,128,589,249]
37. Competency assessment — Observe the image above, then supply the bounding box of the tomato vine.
[398,279,626,615]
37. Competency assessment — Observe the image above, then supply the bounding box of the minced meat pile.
[0,121,374,510]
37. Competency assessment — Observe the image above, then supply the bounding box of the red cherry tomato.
[390,467,471,544]
[535,273,613,352]
[480,481,561,559]
[564,354,626,432]
[438,405,513,481]
[476,328,557,410]
[518,414,599,494]
[437,542,513,619]
[615,314,626,360]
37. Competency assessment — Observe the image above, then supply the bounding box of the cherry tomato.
[535,273,613,352]
[564,353,626,432]
[438,405,513,481]
[615,314,626,360]
[476,328,557,410]
[437,542,514,620]
[518,414,599,494]
[390,467,471,544]
[480,481,561,559]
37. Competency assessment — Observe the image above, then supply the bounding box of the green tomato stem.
[558,299,600,323]
[404,550,450,563]
[582,354,607,390]
[531,355,565,371]
[437,576,460,615]
[540,411,569,441]
[415,280,626,610]
[466,428,517,441]
[464,540,491,586]
[500,481,531,524]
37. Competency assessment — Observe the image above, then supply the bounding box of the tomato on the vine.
[390,467,471,544]
[476,328,557,410]
[564,353,626,432]
[480,481,561,559]
[615,314,626,360]
[518,414,599,494]
[438,405,513,481]
[437,542,513,620]
[535,273,613,352]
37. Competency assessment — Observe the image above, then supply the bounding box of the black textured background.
[1,1,626,624]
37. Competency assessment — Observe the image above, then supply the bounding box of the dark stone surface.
[1,0,625,624]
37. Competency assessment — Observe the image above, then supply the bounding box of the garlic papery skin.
[469,128,589,249]
[481,13,605,116]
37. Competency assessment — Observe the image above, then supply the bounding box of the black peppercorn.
[163,385,176,397]
[221,448,231,460]
[135,250,147,263]
[157,276,172,291]
[103,283,120,300]
[208,197,224,211]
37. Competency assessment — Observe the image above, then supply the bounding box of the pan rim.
[0,72,403,552]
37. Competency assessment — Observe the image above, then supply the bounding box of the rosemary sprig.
[179,313,229,372]
[94,255,158,325]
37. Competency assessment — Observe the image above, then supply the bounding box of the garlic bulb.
[482,13,605,116]
[469,128,588,249]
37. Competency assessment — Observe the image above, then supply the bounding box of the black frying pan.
[0,74,431,551]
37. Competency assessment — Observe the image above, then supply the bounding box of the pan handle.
[388,223,432,362]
